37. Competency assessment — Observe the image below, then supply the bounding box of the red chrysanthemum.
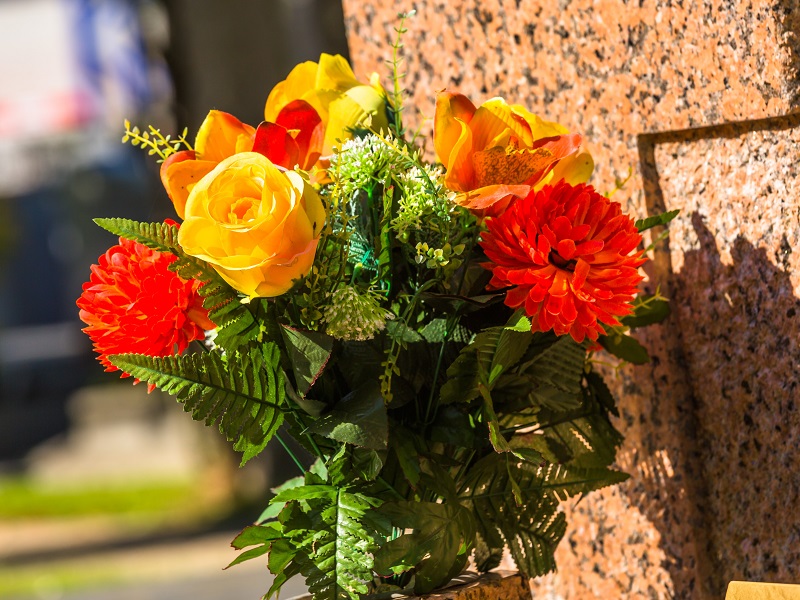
[480,181,645,342]
[77,237,215,388]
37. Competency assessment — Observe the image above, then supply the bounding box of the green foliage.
[257,478,388,600]
[459,454,627,577]
[374,500,475,595]
[307,382,388,451]
[622,293,671,328]
[439,319,532,405]
[108,343,285,464]
[598,330,650,364]
[635,209,680,232]
[280,326,334,396]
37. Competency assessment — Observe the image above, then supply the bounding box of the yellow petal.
[315,53,359,91]
[548,148,595,185]
[265,61,320,121]
[510,104,570,140]
[469,98,531,151]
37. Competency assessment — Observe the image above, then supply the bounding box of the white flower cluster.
[323,284,394,341]
[392,164,451,235]
[330,134,397,197]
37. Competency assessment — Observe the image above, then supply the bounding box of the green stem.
[275,433,306,475]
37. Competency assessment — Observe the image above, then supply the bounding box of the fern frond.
[277,485,385,600]
[459,454,627,577]
[109,344,285,464]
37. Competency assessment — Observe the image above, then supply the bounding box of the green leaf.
[517,335,586,410]
[374,500,475,594]
[621,297,671,328]
[307,381,388,450]
[108,343,285,465]
[504,309,531,332]
[93,218,259,351]
[598,332,650,364]
[419,319,473,343]
[227,522,282,568]
[635,209,679,232]
[439,317,532,405]
[328,444,385,485]
[279,487,386,600]
[390,425,421,487]
[459,455,627,578]
[273,484,338,503]
[280,326,334,396]
[386,320,423,343]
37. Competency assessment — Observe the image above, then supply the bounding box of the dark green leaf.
[390,426,421,486]
[280,326,334,396]
[621,297,671,328]
[635,209,679,232]
[386,320,423,343]
[374,500,475,594]
[599,333,650,364]
[307,381,388,450]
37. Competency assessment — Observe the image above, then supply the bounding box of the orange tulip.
[161,104,325,219]
[433,92,593,216]
[160,111,255,219]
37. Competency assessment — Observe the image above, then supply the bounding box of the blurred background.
[0,0,350,597]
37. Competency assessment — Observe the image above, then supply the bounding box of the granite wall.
[342,1,800,598]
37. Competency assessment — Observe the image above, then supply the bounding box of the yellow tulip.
[265,53,389,156]
[178,153,325,299]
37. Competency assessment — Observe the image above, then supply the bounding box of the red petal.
[252,122,300,169]
[275,99,324,169]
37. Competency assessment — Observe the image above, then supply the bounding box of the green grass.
[0,477,203,519]
[0,564,125,598]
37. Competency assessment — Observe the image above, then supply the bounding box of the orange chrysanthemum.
[77,237,215,388]
[480,181,645,342]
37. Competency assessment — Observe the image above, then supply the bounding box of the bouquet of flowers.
[77,31,673,600]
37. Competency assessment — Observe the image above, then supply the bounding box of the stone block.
[342,1,800,598]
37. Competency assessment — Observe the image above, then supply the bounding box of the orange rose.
[177,153,325,299]
[434,92,593,216]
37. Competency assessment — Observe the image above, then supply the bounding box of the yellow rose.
[178,153,326,299]
[265,53,389,156]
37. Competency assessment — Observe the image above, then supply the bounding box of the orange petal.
[453,184,530,217]
[195,110,255,162]
[160,154,216,219]
[433,91,476,167]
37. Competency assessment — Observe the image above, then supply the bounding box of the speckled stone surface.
[656,127,800,585]
[343,1,800,598]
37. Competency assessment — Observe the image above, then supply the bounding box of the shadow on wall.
[626,201,800,594]
[672,214,800,585]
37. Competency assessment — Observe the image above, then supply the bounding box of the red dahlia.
[77,237,215,388]
[480,181,645,342]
